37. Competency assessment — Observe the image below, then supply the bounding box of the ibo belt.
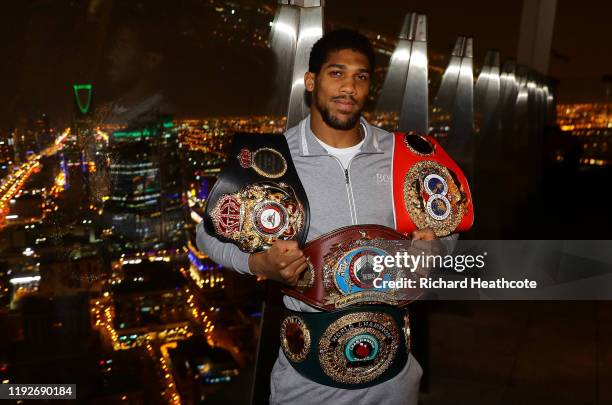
[392,133,474,237]
[203,134,310,253]
[280,305,411,389]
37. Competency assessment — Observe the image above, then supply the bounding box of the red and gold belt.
[282,224,427,311]
[392,133,474,236]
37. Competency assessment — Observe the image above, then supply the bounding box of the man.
[197,29,437,404]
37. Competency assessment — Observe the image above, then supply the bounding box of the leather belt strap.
[203,133,310,252]
[392,133,474,237]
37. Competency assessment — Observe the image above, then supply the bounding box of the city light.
[9,276,41,285]
[557,103,612,130]
[158,342,182,405]
[558,103,612,167]
[0,127,69,228]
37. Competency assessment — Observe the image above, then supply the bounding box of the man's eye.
[357,74,369,81]
[330,71,342,77]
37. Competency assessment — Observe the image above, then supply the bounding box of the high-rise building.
[34,113,53,151]
[71,84,109,206]
[0,132,15,177]
[11,127,39,163]
[104,116,184,248]
[111,262,189,349]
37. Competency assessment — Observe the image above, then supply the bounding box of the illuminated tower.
[72,84,109,206]
[72,84,94,151]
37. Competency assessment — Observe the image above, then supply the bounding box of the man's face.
[306,49,371,130]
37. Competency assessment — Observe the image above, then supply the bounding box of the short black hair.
[308,29,376,74]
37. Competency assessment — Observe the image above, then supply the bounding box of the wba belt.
[280,305,411,389]
[282,225,429,311]
[392,133,474,237]
[203,133,310,253]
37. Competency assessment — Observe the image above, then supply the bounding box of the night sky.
[1,0,610,129]
[327,0,612,105]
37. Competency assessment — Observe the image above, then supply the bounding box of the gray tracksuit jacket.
[196,115,447,404]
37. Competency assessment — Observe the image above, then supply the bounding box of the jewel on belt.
[280,316,311,363]
[318,311,400,385]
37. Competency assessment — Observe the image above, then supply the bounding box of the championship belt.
[393,133,474,237]
[282,225,430,311]
[280,305,411,389]
[203,134,310,253]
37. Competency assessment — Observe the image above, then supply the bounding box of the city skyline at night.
[1,0,611,132]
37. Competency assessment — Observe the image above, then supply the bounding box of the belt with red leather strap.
[392,133,474,237]
[282,224,427,311]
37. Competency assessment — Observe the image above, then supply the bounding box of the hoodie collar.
[298,114,383,157]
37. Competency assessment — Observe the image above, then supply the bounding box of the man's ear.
[304,72,315,92]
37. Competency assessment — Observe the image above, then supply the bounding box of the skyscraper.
[0,132,15,177]
[104,116,184,249]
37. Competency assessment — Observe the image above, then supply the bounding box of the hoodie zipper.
[330,155,359,225]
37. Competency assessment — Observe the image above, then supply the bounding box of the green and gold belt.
[280,305,411,389]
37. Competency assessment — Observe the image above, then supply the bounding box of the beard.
[314,94,362,130]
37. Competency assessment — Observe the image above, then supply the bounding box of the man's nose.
[340,77,357,94]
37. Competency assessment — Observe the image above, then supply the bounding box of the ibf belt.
[203,134,310,253]
[393,133,474,237]
[280,305,411,389]
[282,225,430,311]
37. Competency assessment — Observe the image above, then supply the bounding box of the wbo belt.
[280,305,411,389]
[203,133,310,253]
[282,225,431,311]
[392,133,474,237]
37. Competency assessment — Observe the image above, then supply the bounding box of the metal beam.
[286,5,323,128]
[398,14,428,134]
[517,0,557,74]
[269,1,324,129]
[474,50,501,133]
[377,12,429,135]
[445,37,474,172]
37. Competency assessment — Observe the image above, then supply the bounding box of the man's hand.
[248,240,308,286]
[410,228,437,241]
[409,228,447,256]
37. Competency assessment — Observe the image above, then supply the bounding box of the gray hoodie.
[196,114,401,307]
[196,115,446,404]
